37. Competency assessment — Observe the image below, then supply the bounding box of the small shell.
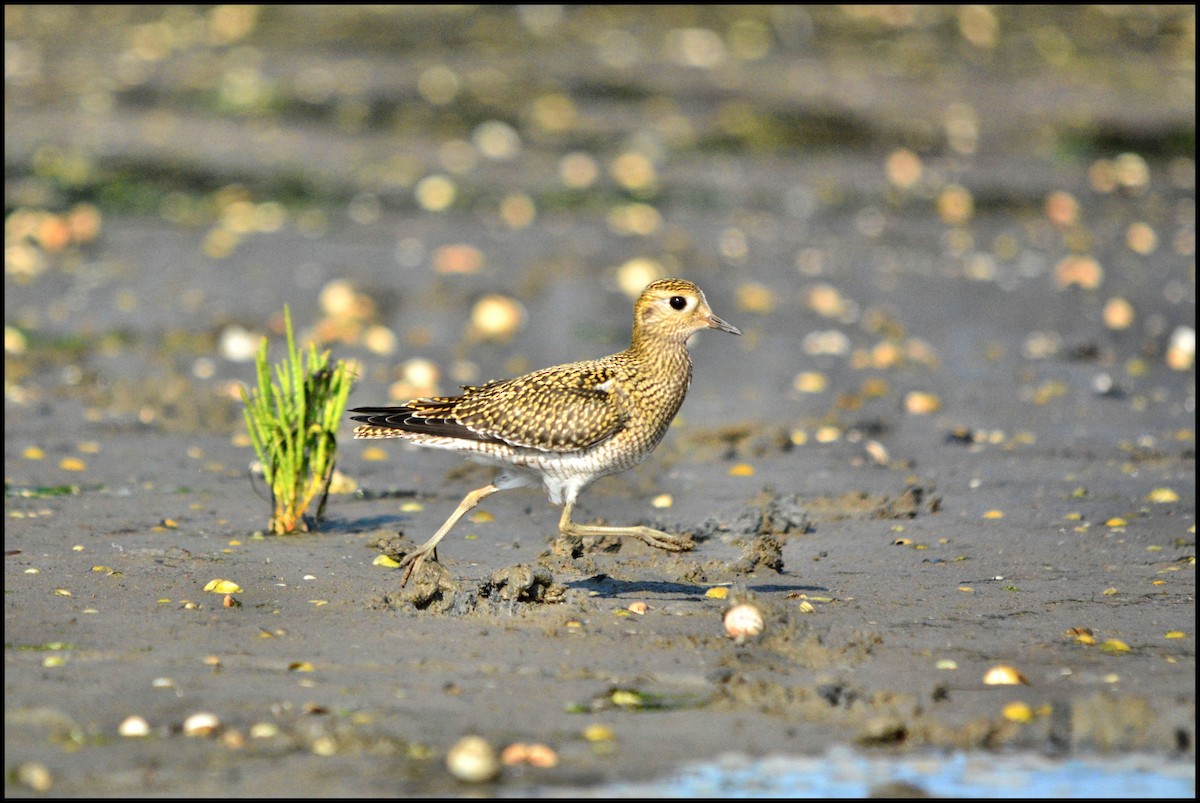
[250,722,280,739]
[182,711,221,737]
[500,743,530,765]
[203,579,242,594]
[118,715,151,737]
[446,735,500,783]
[724,603,765,642]
[1146,488,1180,504]
[1002,701,1035,723]
[363,325,398,355]
[470,295,525,341]
[16,762,52,793]
[904,390,941,415]
[982,664,1029,686]
[1166,326,1195,371]
[865,439,889,466]
[218,326,259,362]
[501,742,558,768]
[524,743,558,768]
[583,723,614,743]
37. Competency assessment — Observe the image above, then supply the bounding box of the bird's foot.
[398,544,439,588]
[557,512,695,554]
[630,526,694,552]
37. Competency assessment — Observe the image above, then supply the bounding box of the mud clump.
[736,491,813,537]
[369,530,416,560]
[479,564,564,603]
[729,532,785,574]
[370,559,467,614]
[872,484,942,519]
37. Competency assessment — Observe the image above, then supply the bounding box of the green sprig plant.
[241,306,354,534]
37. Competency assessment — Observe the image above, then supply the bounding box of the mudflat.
[5,6,1193,796]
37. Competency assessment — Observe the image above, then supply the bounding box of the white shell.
[724,603,765,642]
[982,664,1028,686]
[446,735,501,783]
[118,715,151,737]
[182,711,221,737]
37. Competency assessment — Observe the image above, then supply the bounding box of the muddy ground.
[4,6,1195,797]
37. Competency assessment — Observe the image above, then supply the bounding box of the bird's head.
[633,278,743,346]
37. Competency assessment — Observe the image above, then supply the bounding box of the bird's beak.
[706,313,743,336]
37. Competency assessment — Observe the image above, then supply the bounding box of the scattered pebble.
[1003,701,1036,723]
[250,722,280,739]
[793,371,828,393]
[446,735,501,783]
[616,257,665,298]
[1166,326,1194,371]
[1053,255,1104,290]
[219,325,260,362]
[363,324,398,355]
[501,742,558,768]
[904,391,941,415]
[119,715,151,737]
[804,283,850,318]
[1126,221,1158,255]
[583,723,614,743]
[815,426,841,443]
[470,294,525,341]
[16,762,52,793]
[1092,373,1122,397]
[803,329,850,356]
[432,243,484,274]
[415,174,456,212]
[735,281,775,314]
[937,184,973,225]
[183,711,221,737]
[885,147,922,189]
[983,665,1028,685]
[1146,488,1179,504]
[203,579,242,594]
[1102,297,1135,330]
[1045,190,1080,227]
[319,279,356,317]
[864,440,889,466]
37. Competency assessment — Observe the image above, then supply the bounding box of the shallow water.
[532,748,1196,798]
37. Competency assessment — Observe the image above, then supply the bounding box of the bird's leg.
[400,483,502,586]
[558,500,694,552]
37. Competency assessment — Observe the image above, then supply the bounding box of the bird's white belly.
[454,438,651,505]
[399,426,662,505]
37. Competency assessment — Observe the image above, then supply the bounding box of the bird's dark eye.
[669,296,687,310]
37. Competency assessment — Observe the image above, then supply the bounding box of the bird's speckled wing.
[351,362,627,452]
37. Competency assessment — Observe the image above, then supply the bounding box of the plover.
[351,278,742,585]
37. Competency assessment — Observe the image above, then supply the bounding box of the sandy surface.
[4,6,1195,796]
